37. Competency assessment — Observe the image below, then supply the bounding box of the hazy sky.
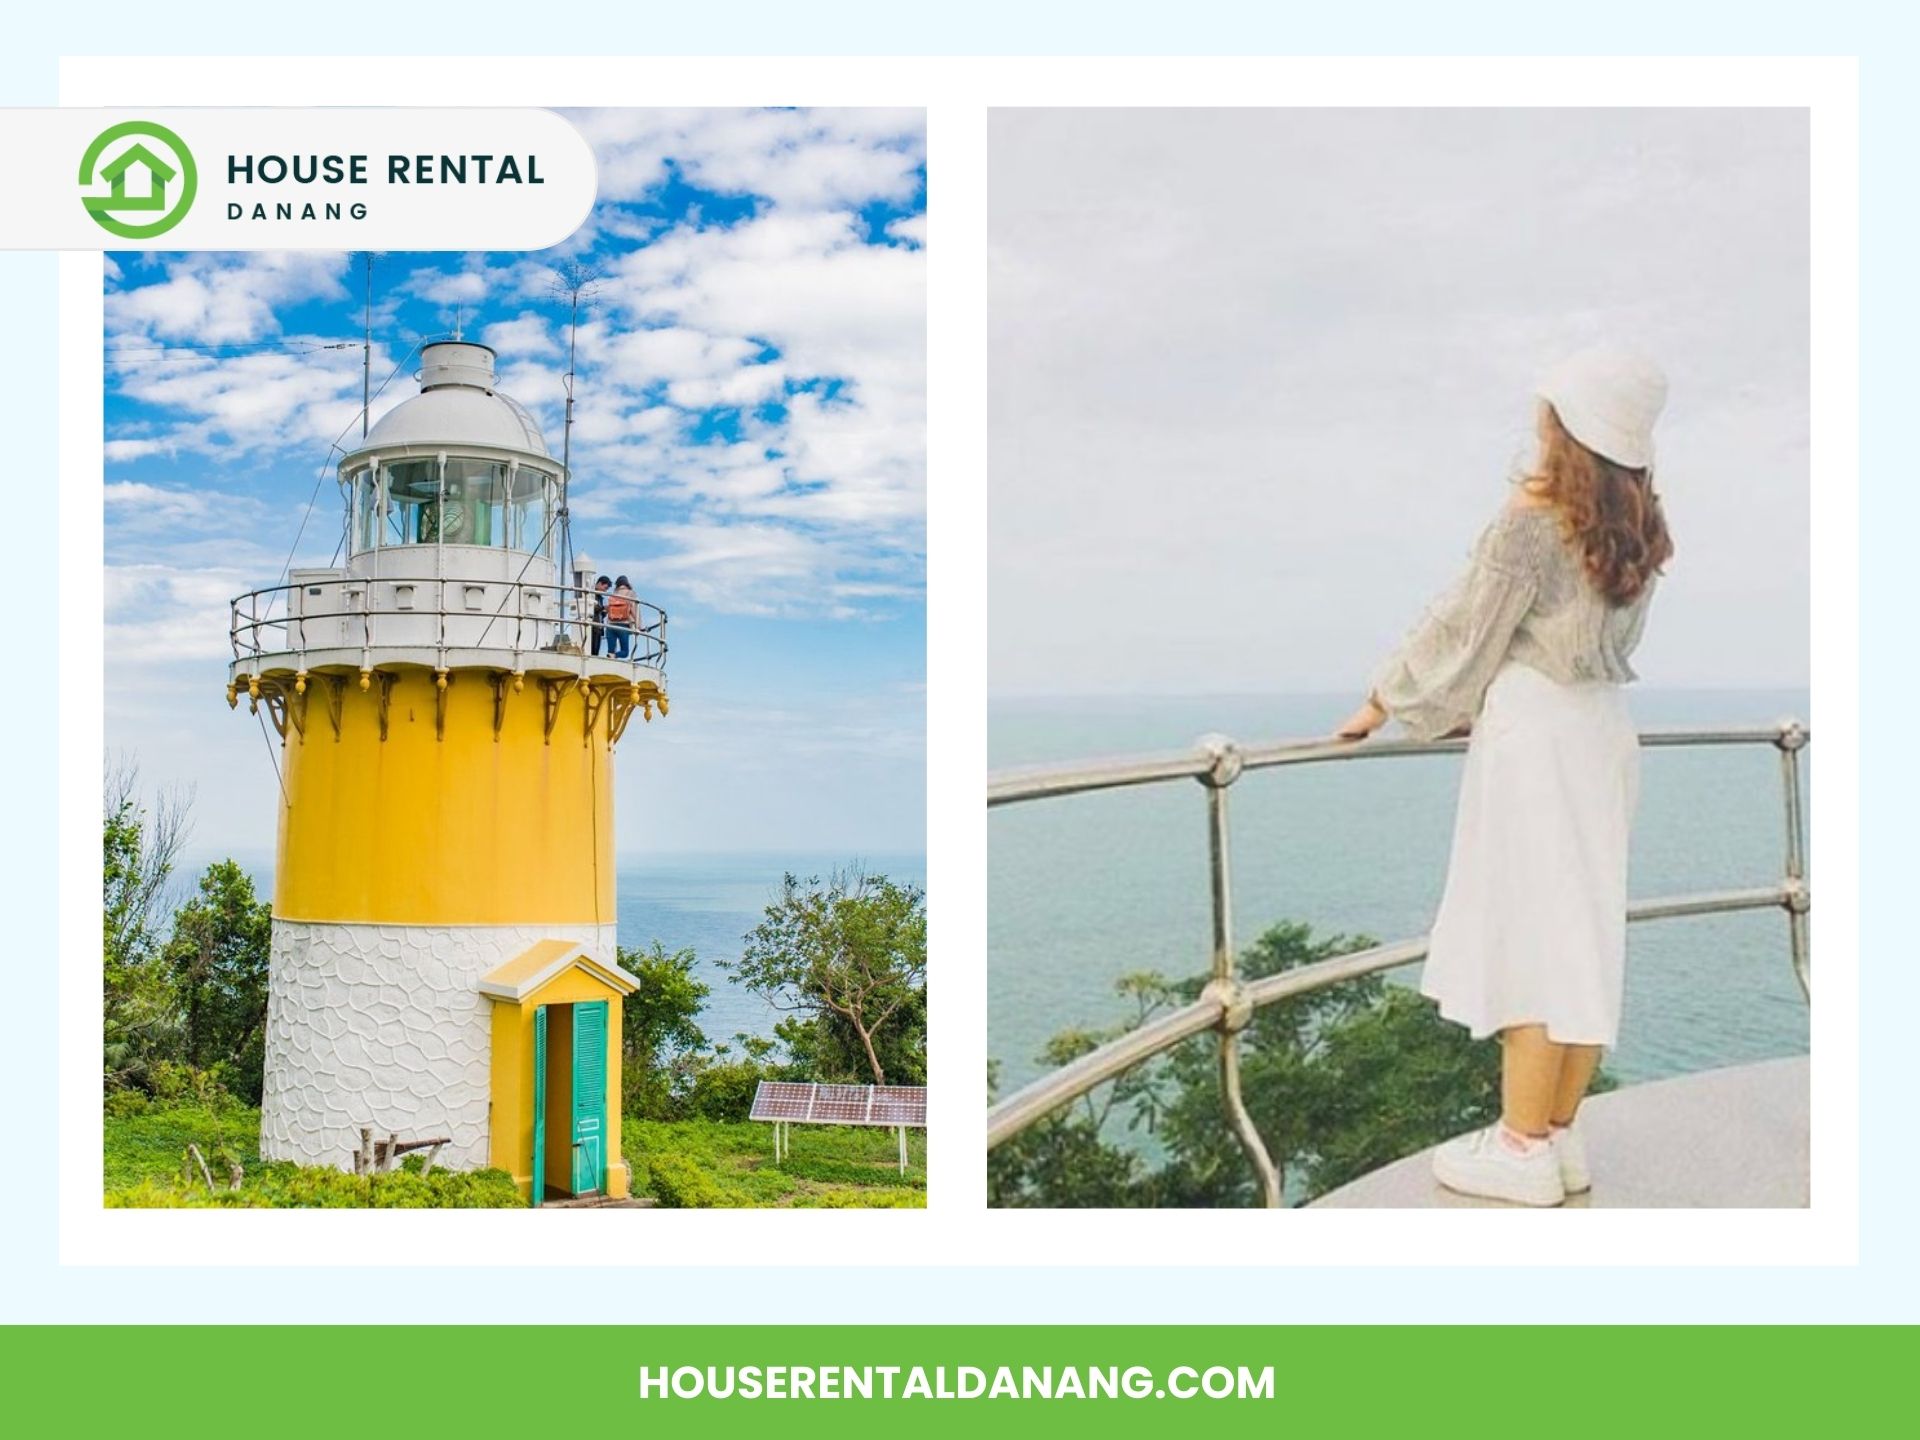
[104,109,926,861]
[989,108,1809,698]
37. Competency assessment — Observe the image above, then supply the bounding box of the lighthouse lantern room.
[227,339,667,1203]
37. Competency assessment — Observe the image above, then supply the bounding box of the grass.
[104,1096,261,1192]
[103,1097,927,1209]
[103,1096,519,1208]
[624,1117,927,1208]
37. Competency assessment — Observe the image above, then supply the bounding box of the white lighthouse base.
[260,919,620,1172]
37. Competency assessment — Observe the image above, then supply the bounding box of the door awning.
[478,939,638,1004]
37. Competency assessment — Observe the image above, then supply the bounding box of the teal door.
[530,1005,547,1208]
[571,1001,608,1195]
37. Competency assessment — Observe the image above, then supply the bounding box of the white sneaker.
[1432,1124,1566,1207]
[1551,1119,1591,1195]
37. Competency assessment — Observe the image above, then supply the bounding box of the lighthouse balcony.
[228,571,667,691]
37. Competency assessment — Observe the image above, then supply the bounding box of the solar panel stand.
[746,1079,925,1175]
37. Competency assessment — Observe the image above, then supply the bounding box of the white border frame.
[60,55,1856,1270]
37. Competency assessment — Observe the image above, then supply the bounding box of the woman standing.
[1336,347,1672,1206]
[605,575,637,660]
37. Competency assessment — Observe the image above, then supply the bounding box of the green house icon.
[92,142,178,214]
[78,120,198,238]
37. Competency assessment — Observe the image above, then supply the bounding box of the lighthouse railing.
[229,579,668,674]
[986,721,1811,1208]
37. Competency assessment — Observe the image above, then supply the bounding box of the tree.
[725,869,927,1085]
[1148,922,1503,1203]
[615,942,710,1119]
[985,981,1173,1209]
[103,759,191,1089]
[103,758,190,980]
[989,920,1598,1207]
[163,861,273,1103]
[774,981,927,1088]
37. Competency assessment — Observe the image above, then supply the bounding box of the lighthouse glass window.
[508,467,553,555]
[348,467,379,554]
[442,458,506,546]
[385,459,439,544]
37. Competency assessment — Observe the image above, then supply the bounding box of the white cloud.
[480,312,559,358]
[106,253,347,346]
[103,437,175,463]
[103,561,255,664]
[567,108,925,213]
[634,517,912,618]
[104,480,215,525]
[106,338,405,461]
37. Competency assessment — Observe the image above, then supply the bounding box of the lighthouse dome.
[352,340,552,460]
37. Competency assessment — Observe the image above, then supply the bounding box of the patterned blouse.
[1371,505,1653,741]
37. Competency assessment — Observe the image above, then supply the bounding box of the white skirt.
[1419,661,1640,1047]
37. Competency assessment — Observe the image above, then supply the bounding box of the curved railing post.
[1196,734,1282,1209]
[1775,719,1811,998]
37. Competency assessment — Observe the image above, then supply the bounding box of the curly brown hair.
[1523,404,1674,606]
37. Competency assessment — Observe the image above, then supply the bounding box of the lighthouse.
[227,339,667,1203]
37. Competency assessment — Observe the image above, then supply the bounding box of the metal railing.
[986,721,1811,1207]
[230,578,668,676]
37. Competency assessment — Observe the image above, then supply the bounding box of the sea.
[989,689,1811,1105]
[613,852,927,1047]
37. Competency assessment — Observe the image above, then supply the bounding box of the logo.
[78,121,198,239]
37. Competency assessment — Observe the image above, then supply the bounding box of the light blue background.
[3,3,1907,1324]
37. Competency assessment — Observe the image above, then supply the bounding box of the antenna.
[548,259,603,613]
[359,253,379,439]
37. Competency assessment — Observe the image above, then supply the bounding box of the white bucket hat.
[1534,346,1667,470]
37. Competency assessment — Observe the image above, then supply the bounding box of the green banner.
[2,1325,1907,1432]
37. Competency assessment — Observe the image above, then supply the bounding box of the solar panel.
[748,1081,816,1122]
[747,1080,928,1128]
[810,1084,874,1123]
[869,1086,927,1126]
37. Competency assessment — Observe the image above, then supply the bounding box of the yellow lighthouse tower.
[227,339,667,1203]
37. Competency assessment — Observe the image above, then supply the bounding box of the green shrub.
[647,1151,725,1209]
[106,1179,252,1209]
[142,1061,245,1112]
[103,1088,149,1119]
[792,1187,923,1209]
[685,1058,766,1122]
[105,1161,523,1209]
[622,1069,678,1123]
[365,1167,522,1209]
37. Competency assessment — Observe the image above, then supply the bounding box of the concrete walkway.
[1312,1056,1808,1208]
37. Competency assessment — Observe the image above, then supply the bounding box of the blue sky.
[103,108,926,861]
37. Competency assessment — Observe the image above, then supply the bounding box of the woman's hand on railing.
[1334,695,1388,742]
